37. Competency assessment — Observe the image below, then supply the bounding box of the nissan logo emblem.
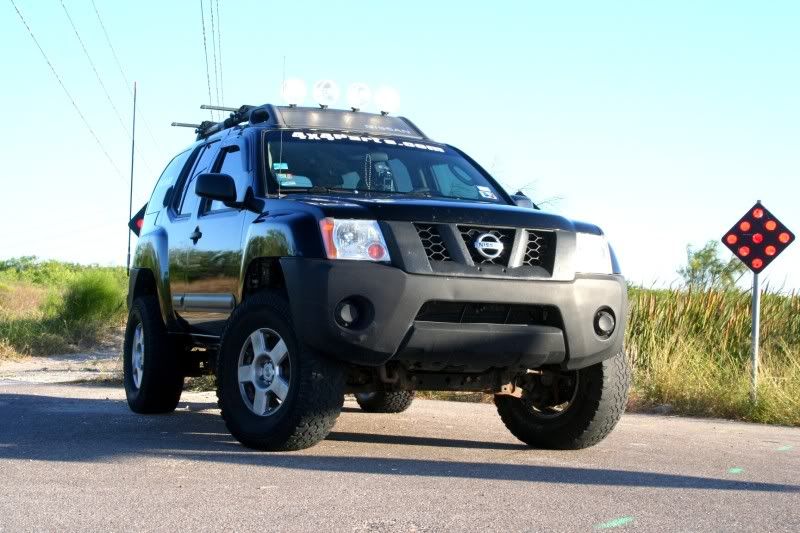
[474,233,504,260]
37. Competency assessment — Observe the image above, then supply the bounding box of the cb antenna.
[126,81,137,276]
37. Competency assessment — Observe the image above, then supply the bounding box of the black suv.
[125,104,629,451]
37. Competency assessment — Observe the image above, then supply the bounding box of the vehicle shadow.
[0,389,797,494]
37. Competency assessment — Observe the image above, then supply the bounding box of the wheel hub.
[237,328,291,417]
[131,323,145,389]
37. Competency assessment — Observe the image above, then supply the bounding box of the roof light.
[281,79,307,107]
[375,86,400,115]
[347,83,372,111]
[312,80,340,109]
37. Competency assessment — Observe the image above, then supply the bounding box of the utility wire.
[209,0,221,111]
[90,0,164,161]
[9,0,124,180]
[215,0,224,109]
[60,0,154,176]
[199,0,215,120]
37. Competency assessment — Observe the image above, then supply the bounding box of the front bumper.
[280,258,626,371]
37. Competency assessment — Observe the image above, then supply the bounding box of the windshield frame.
[260,129,513,205]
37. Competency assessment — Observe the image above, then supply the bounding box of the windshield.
[264,130,506,203]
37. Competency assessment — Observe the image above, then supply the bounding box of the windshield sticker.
[272,162,289,170]
[477,186,498,200]
[290,131,445,152]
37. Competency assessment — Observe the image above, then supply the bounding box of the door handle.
[189,226,203,244]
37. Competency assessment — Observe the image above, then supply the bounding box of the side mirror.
[511,192,538,210]
[195,173,237,205]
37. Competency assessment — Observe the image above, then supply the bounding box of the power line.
[216,0,224,108]
[90,0,165,161]
[199,0,215,120]
[209,0,221,111]
[59,0,154,176]
[9,0,124,180]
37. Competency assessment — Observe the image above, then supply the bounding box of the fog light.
[594,309,616,338]
[335,300,359,328]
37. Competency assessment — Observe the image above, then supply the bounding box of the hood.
[286,194,585,232]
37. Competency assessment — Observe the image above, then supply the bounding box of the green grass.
[0,258,127,358]
[627,286,800,426]
[1,257,797,427]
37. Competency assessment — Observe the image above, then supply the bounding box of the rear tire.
[355,391,415,413]
[495,351,630,449]
[123,295,184,414]
[216,292,345,451]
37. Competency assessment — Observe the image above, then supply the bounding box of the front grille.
[415,224,451,262]
[458,226,515,266]
[415,301,563,328]
[523,230,557,272]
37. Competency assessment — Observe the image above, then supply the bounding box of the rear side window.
[146,149,192,214]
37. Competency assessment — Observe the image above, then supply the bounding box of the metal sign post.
[750,272,760,402]
[721,201,794,404]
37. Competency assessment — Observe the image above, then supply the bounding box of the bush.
[56,271,126,324]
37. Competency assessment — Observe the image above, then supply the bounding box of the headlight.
[319,218,391,262]
[574,233,612,274]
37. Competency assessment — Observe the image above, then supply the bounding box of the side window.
[146,149,192,214]
[207,147,249,213]
[430,163,480,199]
[177,142,218,216]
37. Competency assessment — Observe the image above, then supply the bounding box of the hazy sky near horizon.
[1,1,798,289]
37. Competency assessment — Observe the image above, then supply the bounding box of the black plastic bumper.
[280,258,626,371]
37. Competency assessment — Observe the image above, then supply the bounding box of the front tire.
[216,292,345,451]
[123,295,184,414]
[495,351,630,449]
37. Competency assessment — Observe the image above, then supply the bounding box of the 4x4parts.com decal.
[289,131,445,152]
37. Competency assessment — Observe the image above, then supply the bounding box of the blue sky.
[2,1,798,289]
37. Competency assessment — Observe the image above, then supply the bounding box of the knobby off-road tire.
[355,391,415,413]
[216,291,345,451]
[495,351,630,449]
[123,295,184,414]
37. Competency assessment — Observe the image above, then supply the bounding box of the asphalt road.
[0,381,798,532]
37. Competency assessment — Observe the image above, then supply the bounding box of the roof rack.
[172,104,265,140]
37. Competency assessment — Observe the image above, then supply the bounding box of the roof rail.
[171,104,259,140]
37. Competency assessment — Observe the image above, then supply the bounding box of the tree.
[678,240,747,291]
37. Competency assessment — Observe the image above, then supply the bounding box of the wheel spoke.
[269,339,288,365]
[249,330,267,357]
[270,376,289,402]
[238,365,254,384]
[252,388,268,415]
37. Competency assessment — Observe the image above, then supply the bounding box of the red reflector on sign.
[752,208,764,219]
[765,220,777,231]
[725,234,737,245]
[765,245,777,256]
[752,258,763,269]
[738,246,750,257]
[779,232,791,244]
[739,221,751,232]
[752,233,763,244]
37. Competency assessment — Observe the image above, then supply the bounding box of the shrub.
[56,271,126,324]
